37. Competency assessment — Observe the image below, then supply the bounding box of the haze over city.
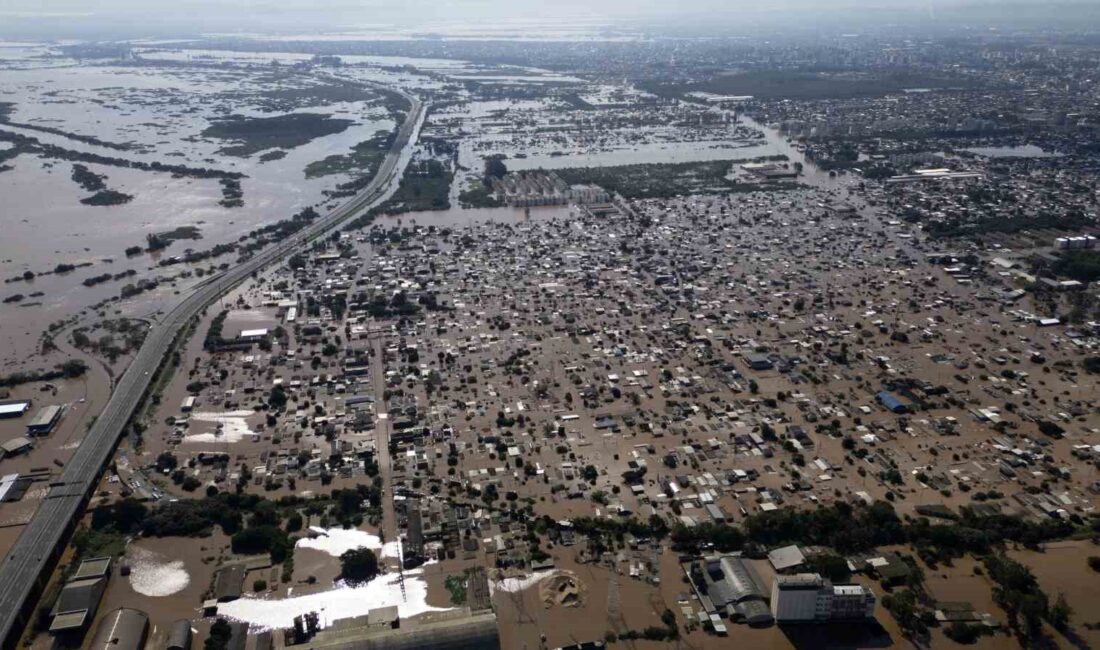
[3,0,1100,37]
[1,2,1100,650]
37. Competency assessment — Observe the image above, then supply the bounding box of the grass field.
[203,112,355,157]
[305,131,392,179]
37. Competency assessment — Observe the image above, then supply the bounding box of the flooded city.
[3,5,1100,650]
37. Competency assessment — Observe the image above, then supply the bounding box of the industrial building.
[48,571,107,637]
[770,574,876,623]
[700,556,774,625]
[237,328,269,343]
[213,564,245,602]
[87,608,148,650]
[744,353,774,371]
[490,170,609,207]
[305,608,500,650]
[876,391,907,414]
[165,619,192,650]
[26,405,63,435]
[0,400,31,419]
[0,437,33,459]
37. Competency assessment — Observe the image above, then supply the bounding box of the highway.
[0,87,426,650]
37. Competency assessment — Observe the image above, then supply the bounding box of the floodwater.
[0,60,394,365]
[497,138,778,171]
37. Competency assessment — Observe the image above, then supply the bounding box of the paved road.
[368,329,398,550]
[0,88,426,650]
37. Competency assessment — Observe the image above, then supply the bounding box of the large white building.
[770,574,876,623]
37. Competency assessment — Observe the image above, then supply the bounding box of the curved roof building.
[88,608,148,650]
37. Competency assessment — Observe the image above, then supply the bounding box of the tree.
[59,359,88,378]
[155,452,178,472]
[268,385,288,410]
[944,621,980,644]
[1019,593,1047,640]
[484,156,508,181]
[1049,593,1072,631]
[146,233,167,251]
[340,547,380,584]
[882,589,922,636]
[806,553,851,583]
[91,497,148,534]
[205,619,232,650]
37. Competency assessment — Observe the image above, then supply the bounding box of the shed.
[0,436,33,458]
[768,545,806,571]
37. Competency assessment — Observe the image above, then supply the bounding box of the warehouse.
[49,576,106,634]
[875,392,907,414]
[744,353,774,371]
[165,619,192,650]
[0,399,31,419]
[26,404,64,435]
[237,328,269,342]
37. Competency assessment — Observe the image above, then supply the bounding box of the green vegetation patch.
[457,181,503,208]
[555,157,798,199]
[203,112,355,157]
[377,159,453,215]
[305,130,391,179]
[1052,250,1100,283]
[259,83,379,108]
[72,527,127,560]
[81,189,133,206]
[445,569,476,605]
[0,359,87,389]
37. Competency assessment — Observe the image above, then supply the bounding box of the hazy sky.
[1,0,1097,38]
